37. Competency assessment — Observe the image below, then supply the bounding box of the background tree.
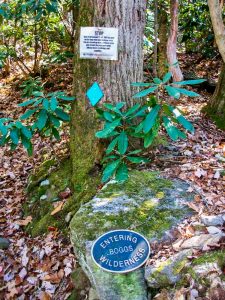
[70,0,147,193]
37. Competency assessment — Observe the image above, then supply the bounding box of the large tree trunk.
[205,64,225,128]
[206,0,225,127]
[167,0,183,81]
[70,0,146,193]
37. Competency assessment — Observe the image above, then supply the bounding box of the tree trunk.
[205,64,225,128]
[70,0,146,193]
[158,4,168,78]
[208,0,225,62]
[167,0,183,81]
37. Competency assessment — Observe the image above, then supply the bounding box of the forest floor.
[0,55,225,299]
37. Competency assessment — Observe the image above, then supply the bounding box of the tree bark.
[158,4,168,78]
[208,0,225,62]
[167,0,183,81]
[70,0,146,191]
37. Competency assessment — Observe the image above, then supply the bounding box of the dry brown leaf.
[50,202,64,216]
[15,216,32,226]
[39,291,51,300]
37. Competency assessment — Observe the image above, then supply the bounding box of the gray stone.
[70,171,198,300]
[200,214,224,226]
[145,249,192,288]
[40,195,48,201]
[0,237,10,249]
[173,233,224,251]
[40,179,50,186]
[207,226,222,235]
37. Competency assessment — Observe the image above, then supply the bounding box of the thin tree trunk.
[208,0,225,62]
[167,0,183,81]
[70,0,146,190]
[158,4,168,78]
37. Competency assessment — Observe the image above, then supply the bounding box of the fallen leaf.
[15,216,32,226]
[50,202,64,216]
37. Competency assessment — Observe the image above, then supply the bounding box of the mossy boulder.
[70,171,197,300]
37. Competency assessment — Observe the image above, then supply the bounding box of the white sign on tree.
[80,27,118,60]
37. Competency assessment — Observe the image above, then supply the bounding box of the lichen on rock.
[70,170,197,300]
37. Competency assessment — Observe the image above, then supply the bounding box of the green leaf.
[21,126,32,139]
[95,118,121,138]
[170,107,194,133]
[106,137,119,154]
[165,86,180,99]
[20,108,37,120]
[143,105,161,133]
[127,156,149,163]
[131,82,152,87]
[162,72,172,83]
[133,106,148,117]
[175,87,200,97]
[102,159,121,182]
[10,128,19,145]
[116,102,126,109]
[153,78,162,84]
[128,149,142,155]
[132,86,158,98]
[118,131,128,155]
[18,98,36,107]
[57,95,75,101]
[103,103,123,115]
[43,98,49,110]
[50,115,61,128]
[36,110,48,130]
[144,132,155,148]
[21,135,33,156]
[55,108,70,121]
[32,91,44,97]
[103,111,113,122]
[125,104,141,117]
[173,79,206,85]
[135,120,145,133]
[115,163,128,181]
[52,127,60,140]
[162,116,179,141]
[50,97,58,111]
[0,123,7,135]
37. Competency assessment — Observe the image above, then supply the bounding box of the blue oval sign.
[91,230,150,273]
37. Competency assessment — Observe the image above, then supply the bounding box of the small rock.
[40,179,50,186]
[40,195,48,201]
[65,212,72,223]
[0,237,10,249]
[207,226,222,235]
[173,234,224,250]
[145,249,192,288]
[201,215,224,226]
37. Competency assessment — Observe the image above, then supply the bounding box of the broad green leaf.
[116,163,128,181]
[170,107,194,133]
[50,97,58,111]
[10,128,19,145]
[118,131,128,155]
[32,91,44,97]
[132,86,158,98]
[103,111,113,122]
[144,132,155,148]
[21,126,32,139]
[173,79,206,85]
[128,149,142,155]
[43,98,49,110]
[36,110,48,130]
[125,104,141,117]
[52,127,60,140]
[135,120,145,133]
[32,99,43,107]
[106,137,119,154]
[162,104,173,116]
[175,87,200,97]
[18,98,36,107]
[143,104,161,134]
[162,72,172,83]
[153,78,162,84]
[131,82,152,87]
[0,123,7,135]
[50,115,60,128]
[20,108,37,120]
[102,159,121,182]
[15,121,23,129]
[57,95,75,101]
[0,135,8,146]
[55,108,70,121]
[165,86,180,99]
[133,106,148,117]
[162,116,179,141]
[127,156,149,163]
[21,135,33,156]
[102,155,118,163]
[103,103,123,115]
[116,102,126,109]
[95,118,121,138]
